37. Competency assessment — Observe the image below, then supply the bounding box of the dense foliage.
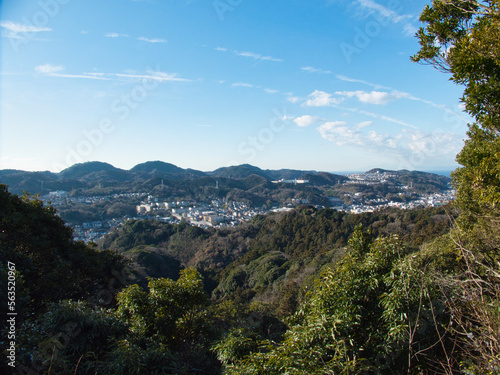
[0,185,127,374]
[219,228,457,374]
[412,0,500,372]
[2,1,500,373]
[1,183,457,374]
[100,205,456,312]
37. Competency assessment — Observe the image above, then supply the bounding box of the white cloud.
[214,46,283,62]
[352,0,417,38]
[336,74,390,90]
[303,89,403,107]
[232,82,254,88]
[357,91,398,104]
[106,32,129,38]
[355,109,416,129]
[317,121,359,145]
[357,0,412,24]
[403,129,459,155]
[287,96,300,104]
[336,90,400,105]
[336,74,470,123]
[35,67,190,82]
[305,90,342,107]
[301,66,333,74]
[318,120,397,149]
[264,88,278,94]
[35,64,64,74]
[237,51,261,59]
[48,73,111,80]
[316,118,461,161]
[355,121,372,129]
[403,23,418,36]
[115,71,190,82]
[0,21,51,34]
[294,115,320,127]
[235,50,284,62]
[137,37,166,43]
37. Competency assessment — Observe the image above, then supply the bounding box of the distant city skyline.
[0,1,472,173]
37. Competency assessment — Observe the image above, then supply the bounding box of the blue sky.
[0,0,471,173]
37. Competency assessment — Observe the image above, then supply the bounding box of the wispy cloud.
[357,0,412,23]
[106,32,129,38]
[0,21,51,34]
[215,46,284,62]
[301,66,333,74]
[0,21,52,41]
[35,64,64,74]
[403,23,418,37]
[264,88,278,94]
[115,71,189,82]
[137,36,167,43]
[232,82,254,88]
[236,51,283,62]
[334,102,417,129]
[336,74,390,90]
[337,74,470,122]
[105,33,166,43]
[35,65,191,82]
[356,0,417,37]
[50,73,112,80]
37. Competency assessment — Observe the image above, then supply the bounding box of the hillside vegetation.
[1,1,500,373]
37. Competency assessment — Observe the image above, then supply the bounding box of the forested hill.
[0,185,466,374]
[3,0,500,372]
[0,160,450,197]
[99,204,457,310]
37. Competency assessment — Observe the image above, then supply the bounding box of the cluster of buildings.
[72,219,124,243]
[41,170,455,243]
[136,196,270,228]
[346,170,397,184]
[271,179,310,184]
[344,190,456,214]
[339,170,456,213]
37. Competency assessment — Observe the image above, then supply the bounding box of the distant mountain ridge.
[0,161,452,197]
